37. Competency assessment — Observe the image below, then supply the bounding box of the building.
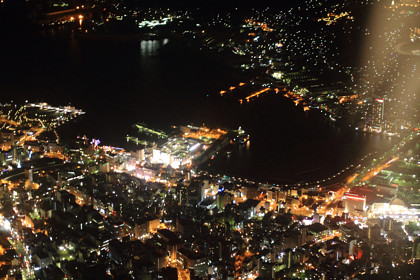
[156,229,181,261]
[33,250,53,269]
[370,98,385,132]
[216,191,234,210]
[176,247,208,276]
[376,185,398,197]
[237,199,264,219]
[413,237,420,260]
[343,193,366,213]
[308,223,330,241]
[134,216,160,238]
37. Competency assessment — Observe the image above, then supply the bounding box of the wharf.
[191,131,234,167]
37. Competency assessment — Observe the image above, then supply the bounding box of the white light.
[189,143,201,152]
[2,219,11,231]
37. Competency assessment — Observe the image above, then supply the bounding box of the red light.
[346,196,365,201]
[344,193,365,201]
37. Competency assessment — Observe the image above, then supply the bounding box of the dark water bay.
[0,32,397,183]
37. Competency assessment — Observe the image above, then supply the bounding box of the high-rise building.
[371,98,385,130]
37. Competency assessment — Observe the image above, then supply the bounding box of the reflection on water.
[140,39,169,57]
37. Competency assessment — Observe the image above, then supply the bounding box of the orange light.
[245,88,270,101]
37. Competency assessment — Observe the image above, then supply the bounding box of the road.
[349,131,418,187]
[315,132,418,216]
[317,185,349,216]
[168,261,190,280]
[1,214,34,279]
[0,162,66,181]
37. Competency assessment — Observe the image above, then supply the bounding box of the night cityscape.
[0,0,420,279]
